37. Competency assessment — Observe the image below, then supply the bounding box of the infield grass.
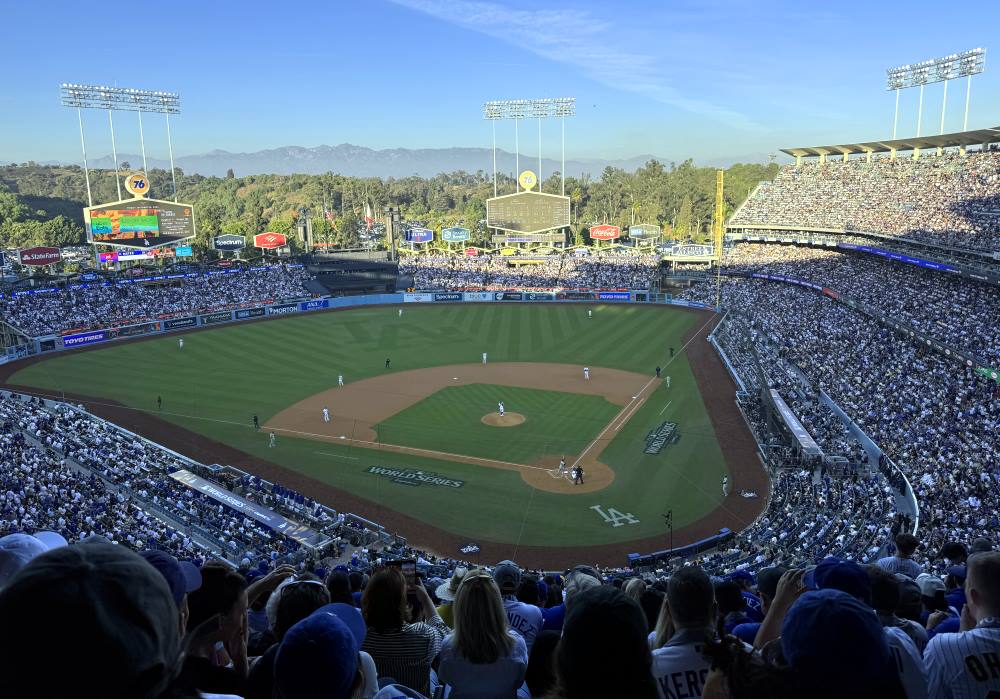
[8,304,732,550]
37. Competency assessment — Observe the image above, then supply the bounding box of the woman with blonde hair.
[438,570,528,699]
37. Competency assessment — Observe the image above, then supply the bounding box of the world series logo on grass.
[367,466,465,488]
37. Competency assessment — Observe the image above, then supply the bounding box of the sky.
[1,0,998,165]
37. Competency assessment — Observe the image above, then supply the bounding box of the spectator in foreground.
[0,530,67,590]
[925,552,1000,698]
[877,533,923,579]
[140,549,203,636]
[438,570,528,698]
[435,565,468,628]
[548,585,658,699]
[524,630,560,699]
[730,566,786,645]
[650,566,717,698]
[0,540,183,698]
[493,560,542,651]
[361,566,447,696]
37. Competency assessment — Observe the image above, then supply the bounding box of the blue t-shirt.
[542,603,565,632]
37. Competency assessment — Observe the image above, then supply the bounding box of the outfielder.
[338,374,344,387]
[398,308,403,318]
[588,309,592,318]
[925,552,1000,698]
[665,375,671,388]
[722,476,729,497]
[482,352,488,365]
[268,432,276,448]
[498,401,505,417]
[178,337,184,350]
[322,407,330,423]
[583,367,590,380]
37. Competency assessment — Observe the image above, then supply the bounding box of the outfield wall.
[24,290,714,356]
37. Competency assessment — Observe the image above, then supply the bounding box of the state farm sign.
[253,232,287,249]
[18,246,61,266]
[589,225,621,241]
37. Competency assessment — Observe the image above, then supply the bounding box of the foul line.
[570,313,718,470]
[314,451,359,461]
[659,400,673,416]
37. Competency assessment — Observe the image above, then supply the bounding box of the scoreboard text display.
[486,191,570,235]
[85,198,196,249]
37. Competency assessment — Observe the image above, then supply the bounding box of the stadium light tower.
[885,48,985,141]
[483,98,576,196]
[60,84,182,205]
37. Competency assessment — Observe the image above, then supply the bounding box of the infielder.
[268,432,276,448]
[722,476,729,497]
[338,374,344,387]
[925,552,1000,698]
[398,308,403,317]
[178,337,184,350]
[583,367,590,380]
[588,309,592,318]
[665,375,671,388]
[482,352,488,365]
[322,407,330,423]
[498,401,505,417]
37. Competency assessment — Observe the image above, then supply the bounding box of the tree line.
[0,159,779,252]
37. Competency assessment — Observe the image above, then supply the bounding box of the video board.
[486,191,570,235]
[85,198,196,249]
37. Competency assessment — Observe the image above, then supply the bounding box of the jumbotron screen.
[486,191,571,234]
[85,199,196,248]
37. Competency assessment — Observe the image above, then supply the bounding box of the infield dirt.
[264,362,645,494]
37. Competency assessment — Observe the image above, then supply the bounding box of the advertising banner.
[524,292,555,301]
[556,291,595,300]
[99,252,119,263]
[464,248,479,256]
[837,243,958,273]
[213,234,246,251]
[235,307,266,319]
[494,291,523,301]
[18,246,61,266]
[441,227,471,243]
[268,303,300,316]
[254,232,287,249]
[117,322,160,338]
[85,198,196,249]
[462,292,495,302]
[201,310,233,325]
[175,246,193,257]
[433,292,462,301]
[403,293,434,303]
[170,469,322,545]
[598,291,630,301]
[164,317,198,330]
[299,299,330,311]
[62,330,108,348]
[628,224,660,239]
[589,224,621,241]
[405,227,433,243]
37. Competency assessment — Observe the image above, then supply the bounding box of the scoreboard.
[85,198,196,249]
[486,191,571,235]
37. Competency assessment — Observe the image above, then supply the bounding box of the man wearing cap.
[0,530,67,589]
[731,567,786,645]
[494,560,542,651]
[925,552,1000,698]
[435,566,468,629]
[140,549,203,635]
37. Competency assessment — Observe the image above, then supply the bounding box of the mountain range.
[45,144,763,179]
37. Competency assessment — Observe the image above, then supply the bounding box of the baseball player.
[178,337,184,350]
[722,476,729,497]
[925,552,1000,698]
[398,308,403,318]
[252,414,259,431]
[322,407,330,423]
[583,367,590,380]
[338,374,344,387]
[156,395,162,411]
[559,457,567,474]
[588,309,592,318]
[498,401,505,417]
[665,375,671,388]
[573,465,584,485]
[385,358,391,369]
[268,432,276,448]
[655,366,661,378]
[482,352,488,365]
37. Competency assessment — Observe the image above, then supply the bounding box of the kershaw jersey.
[652,633,712,699]
[925,623,1000,699]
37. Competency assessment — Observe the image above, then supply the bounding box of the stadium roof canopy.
[781,126,1000,158]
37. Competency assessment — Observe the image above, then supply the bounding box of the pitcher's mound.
[482,412,526,427]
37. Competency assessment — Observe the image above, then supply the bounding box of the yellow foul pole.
[714,169,725,309]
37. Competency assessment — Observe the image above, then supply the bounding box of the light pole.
[483,98,576,195]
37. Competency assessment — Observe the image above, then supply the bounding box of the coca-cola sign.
[589,225,621,241]
[19,246,61,266]
[253,232,287,249]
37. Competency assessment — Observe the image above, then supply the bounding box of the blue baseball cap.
[140,550,202,606]
[782,589,890,686]
[804,557,872,604]
[275,607,360,699]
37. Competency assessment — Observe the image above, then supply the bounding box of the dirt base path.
[264,362,647,494]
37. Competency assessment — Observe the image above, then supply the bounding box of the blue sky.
[2,0,998,165]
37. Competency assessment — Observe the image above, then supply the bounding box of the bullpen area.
[4,303,767,566]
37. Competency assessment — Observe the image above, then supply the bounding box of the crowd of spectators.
[0,265,314,336]
[400,251,660,291]
[730,151,1000,252]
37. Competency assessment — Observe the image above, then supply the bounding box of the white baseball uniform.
[925,621,1000,698]
[583,367,590,380]
[498,402,505,417]
[666,376,671,388]
[268,432,276,448]
[322,408,330,422]
[398,309,403,317]
[588,310,592,318]
[482,352,488,365]
[338,375,344,386]
[178,338,184,349]
[722,476,729,496]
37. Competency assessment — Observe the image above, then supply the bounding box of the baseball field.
[3,303,767,566]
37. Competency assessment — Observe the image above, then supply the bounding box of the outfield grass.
[9,304,731,549]
[375,384,621,463]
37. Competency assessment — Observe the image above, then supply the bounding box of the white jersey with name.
[502,597,541,652]
[925,624,1000,699]
[884,626,928,699]
[651,630,717,699]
